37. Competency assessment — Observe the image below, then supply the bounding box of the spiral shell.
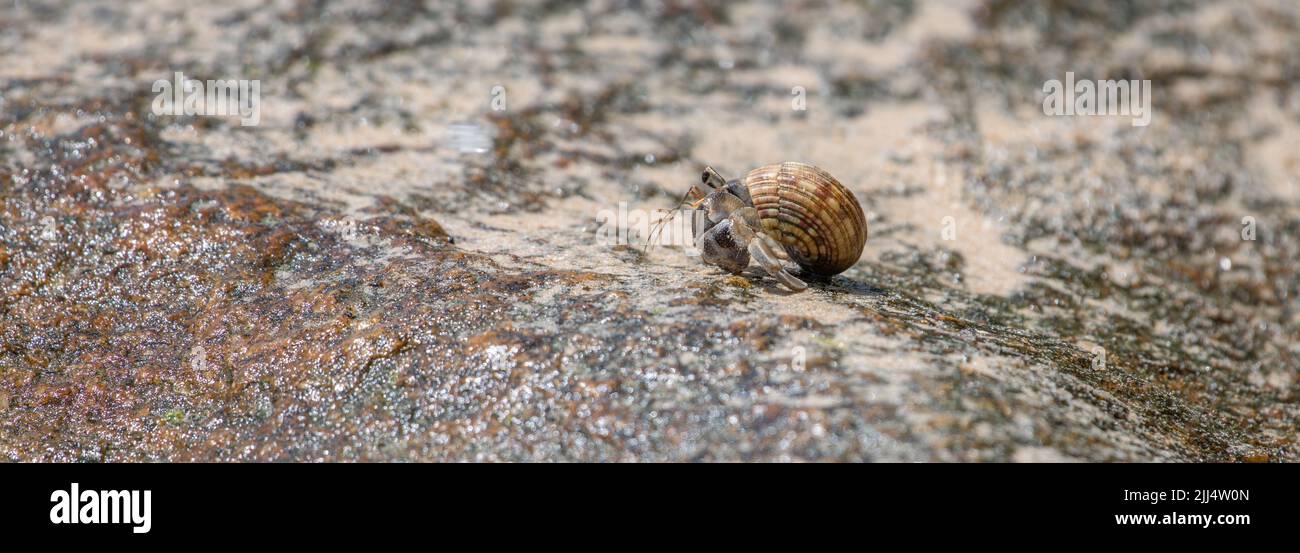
[743,162,867,276]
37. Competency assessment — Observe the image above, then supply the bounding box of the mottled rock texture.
[1,0,1297,461]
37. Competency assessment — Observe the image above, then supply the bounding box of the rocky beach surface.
[1,0,1297,461]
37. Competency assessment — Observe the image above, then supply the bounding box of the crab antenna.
[643,186,695,252]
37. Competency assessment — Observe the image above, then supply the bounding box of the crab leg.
[747,237,807,291]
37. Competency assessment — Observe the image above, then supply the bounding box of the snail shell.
[743,162,867,276]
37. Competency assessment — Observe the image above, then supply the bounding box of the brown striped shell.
[744,162,867,276]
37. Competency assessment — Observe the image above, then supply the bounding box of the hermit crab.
[651,162,867,292]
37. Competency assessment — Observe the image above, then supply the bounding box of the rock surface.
[1,0,1297,461]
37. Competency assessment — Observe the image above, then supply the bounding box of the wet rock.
[0,0,1296,461]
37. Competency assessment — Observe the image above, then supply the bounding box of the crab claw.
[697,219,750,274]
